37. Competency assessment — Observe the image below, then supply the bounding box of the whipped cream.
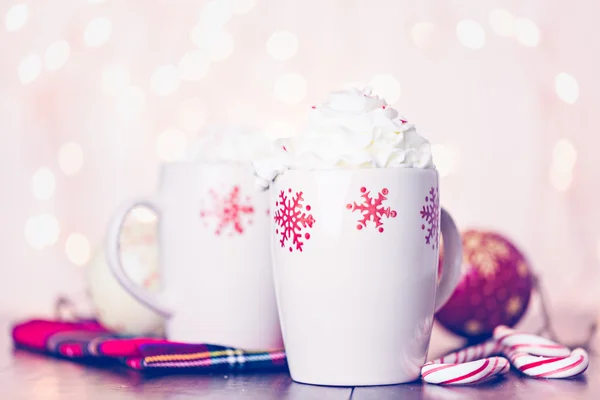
[188,126,272,163]
[253,87,434,189]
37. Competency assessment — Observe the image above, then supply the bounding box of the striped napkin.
[12,319,286,372]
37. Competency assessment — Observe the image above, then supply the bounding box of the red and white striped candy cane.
[493,326,571,357]
[423,326,589,384]
[421,340,510,385]
[504,347,589,379]
[421,356,510,385]
[495,326,588,378]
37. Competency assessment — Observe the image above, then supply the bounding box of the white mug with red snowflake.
[105,162,282,349]
[270,167,463,386]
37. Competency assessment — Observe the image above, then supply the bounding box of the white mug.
[106,163,283,349]
[270,167,462,386]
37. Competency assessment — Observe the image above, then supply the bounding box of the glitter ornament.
[436,230,533,339]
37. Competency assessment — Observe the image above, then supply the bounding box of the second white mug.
[106,162,283,349]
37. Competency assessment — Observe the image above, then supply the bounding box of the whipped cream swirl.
[253,87,434,189]
[188,125,272,163]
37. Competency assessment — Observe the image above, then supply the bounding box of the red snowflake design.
[420,186,440,249]
[346,187,397,233]
[200,186,254,236]
[274,189,315,252]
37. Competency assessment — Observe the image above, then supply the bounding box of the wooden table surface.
[2,319,599,400]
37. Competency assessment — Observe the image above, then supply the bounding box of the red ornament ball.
[435,230,533,339]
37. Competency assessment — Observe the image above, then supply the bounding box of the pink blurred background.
[1,0,597,325]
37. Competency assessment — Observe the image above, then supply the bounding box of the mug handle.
[434,208,463,312]
[105,197,172,318]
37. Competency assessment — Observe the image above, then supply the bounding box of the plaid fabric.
[12,319,287,372]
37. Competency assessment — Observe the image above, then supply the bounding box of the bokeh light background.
[2,0,598,320]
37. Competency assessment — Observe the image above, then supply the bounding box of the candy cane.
[493,326,571,357]
[504,347,589,379]
[421,340,510,385]
[421,356,510,385]
[422,326,589,385]
[494,326,589,378]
